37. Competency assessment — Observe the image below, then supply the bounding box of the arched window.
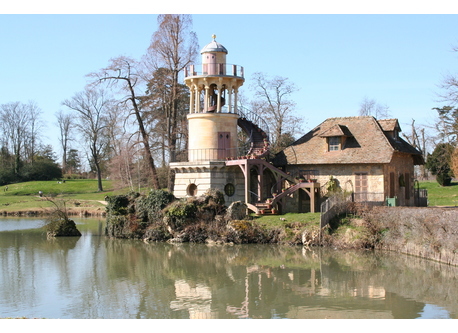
[187,183,198,196]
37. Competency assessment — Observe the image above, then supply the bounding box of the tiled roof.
[377,119,400,132]
[274,116,424,166]
[318,124,352,137]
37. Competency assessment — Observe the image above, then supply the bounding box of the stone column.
[217,84,222,113]
[195,86,201,113]
[189,86,194,114]
[228,88,233,113]
[204,85,209,112]
[234,88,238,114]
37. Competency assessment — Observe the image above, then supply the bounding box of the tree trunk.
[127,82,160,190]
[91,143,103,192]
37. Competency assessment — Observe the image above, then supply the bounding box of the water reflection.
[0,218,456,319]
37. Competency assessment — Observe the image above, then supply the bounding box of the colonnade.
[187,80,240,114]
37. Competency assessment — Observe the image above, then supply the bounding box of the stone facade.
[285,159,416,207]
[274,116,424,208]
[383,152,417,206]
[171,162,245,206]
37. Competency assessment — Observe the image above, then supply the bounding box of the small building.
[273,116,425,209]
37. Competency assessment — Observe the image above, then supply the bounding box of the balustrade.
[185,63,244,78]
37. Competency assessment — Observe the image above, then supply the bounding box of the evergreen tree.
[425,143,454,186]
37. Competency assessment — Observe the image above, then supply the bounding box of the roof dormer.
[319,124,353,151]
[378,119,401,141]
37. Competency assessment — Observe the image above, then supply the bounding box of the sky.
[2,4,458,161]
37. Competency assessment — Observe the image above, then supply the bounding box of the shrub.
[135,189,175,222]
[0,168,16,186]
[163,199,198,233]
[106,195,131,216]
[44,198,81,237]
[45,217,81,237]
[20,159,63,181]
[436,173,452,186]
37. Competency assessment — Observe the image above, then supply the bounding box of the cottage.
[273,116,425,210]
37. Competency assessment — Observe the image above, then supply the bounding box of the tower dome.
[201,34,228,54]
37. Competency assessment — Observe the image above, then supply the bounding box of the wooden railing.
[320,193,353,229]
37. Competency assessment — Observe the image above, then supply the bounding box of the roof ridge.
[326,115,375,120]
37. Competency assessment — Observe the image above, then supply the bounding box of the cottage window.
[328,136,340,151]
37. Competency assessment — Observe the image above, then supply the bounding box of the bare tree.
[250,72,303,153]
[24,101,43,165]
[144,14,198,191]
[359,96,391,119]
[431,106,458,145]
[108,138,136,190]
[402,119,428,178]
[103,102,137,189]
[432,45,458,179]
[105,102,128,158]
[55,110,74,174]
[62,88,111,192]
[143,68,190,167]
[437,45,458,106]
[0,101,41,175]
[87,56,160,189]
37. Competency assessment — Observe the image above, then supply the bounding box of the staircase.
[254,201,277,215]
[255,180,319,215]
[235,108,269,157]
[227,109,319,215]
[237,117,269,158]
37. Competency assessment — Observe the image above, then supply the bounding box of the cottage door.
[355,173,368,201]
[218,132,230,160]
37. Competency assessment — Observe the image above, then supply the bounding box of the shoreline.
[0,208,107,218]
[2,205,457,267]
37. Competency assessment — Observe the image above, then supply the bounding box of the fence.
[320,192,384,231]
[185,63,244,78]
[320,194,353,229]
[174,148,243,162]
[352,192,385,203]
[414,188,428,207]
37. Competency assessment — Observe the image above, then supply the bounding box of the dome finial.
[212,34,217,41]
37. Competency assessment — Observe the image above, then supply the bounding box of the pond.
[0,217,457,320]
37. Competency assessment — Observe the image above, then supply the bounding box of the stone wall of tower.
[188,112,239,161]
[172,162,245,204]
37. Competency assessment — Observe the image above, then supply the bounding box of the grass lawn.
[418,180,458,207]
[253,212,321,228]
[0,179,456,215]
[0,179,135,213]
[252,212,321,236]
